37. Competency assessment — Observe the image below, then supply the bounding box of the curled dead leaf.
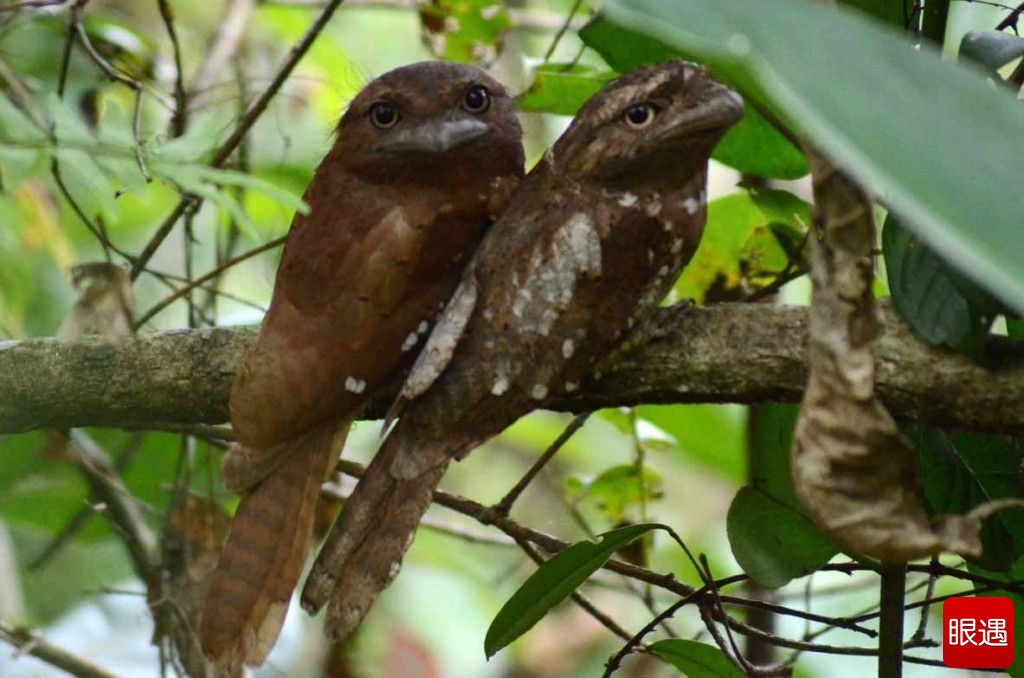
[792,151,1008,562]
[57,262,134,340]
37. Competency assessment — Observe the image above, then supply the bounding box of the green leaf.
[569,464,663,524]
[153,110,232,163]
[49,93,95,145]
[54,148,119,225]
[676,190,809,302]
[0,432,95,538]
[882,213,995,355]
[484,523,668,657]
[748,403,802,510]
[80,16,157,80]
[419,0,511,64]
[0,96,47,144]
[648,639,745,678]
[579,19,807,179]
[712,108,808,180]
[599,0,1024,315]
[598,408,633,435]
[637,404,747,481]
[192,166,309,215]
[0,146,47,191]
[731,403,839,587]
[517,63,615,116]
[960,30,1024,72]
[911,426,1024,571]
[727,486,839,588]
[155,163,260,239]
[839,0,905,27]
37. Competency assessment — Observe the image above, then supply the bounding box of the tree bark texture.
[1,303,1021,436]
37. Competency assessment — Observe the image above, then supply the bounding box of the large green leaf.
[711,109,808,180]
[484,523,668,657]
[637,404,746,482]
[839,0,905,27]
[517,63,615,117]
[580,20,807,180]
[727,486,838,588]
[676,189,809,302]
[598,0,1024,315]
[911,426,1024,571]
[648,639,744,677]
[729,404,839,587]
[882,213,996,355]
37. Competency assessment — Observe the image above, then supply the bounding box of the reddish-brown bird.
[300,61,743,640]
[199,61,523,669]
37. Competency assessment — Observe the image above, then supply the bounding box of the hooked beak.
[379,118,490,153]
[670,86,744,137]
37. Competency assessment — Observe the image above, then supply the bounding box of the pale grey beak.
[380,118,490,153]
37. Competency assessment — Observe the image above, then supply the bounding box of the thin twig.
[910,556,938,644]
[331,460,878,637]
[70,3,149,180]
[995,0,1024,31]
[0,0,68,10]
[542,0,584,62]
[491,412,590,516]
[157,0,188,138]
[0,621,119,678]
[721,615,945,667]
[192,0,255,97]
[829,562,1024,598]
[133,235,285,328]
[50,0,114,261]
[603,592,701,676]
[130,0,349,280]
[66,430,156,577]
[698,554,754,675]
[29,432,147,570]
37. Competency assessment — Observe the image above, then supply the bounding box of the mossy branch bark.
[1,302,1022,436]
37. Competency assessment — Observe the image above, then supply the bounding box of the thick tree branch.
[1,303,1022,436]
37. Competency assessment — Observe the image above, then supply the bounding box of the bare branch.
[129,0,349,280]
[0,621,119,678]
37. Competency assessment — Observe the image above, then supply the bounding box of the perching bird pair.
[199,59,743,671]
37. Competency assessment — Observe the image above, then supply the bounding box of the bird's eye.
[623,104,655,129]
[463,85,491,113]
[369,102,399,129]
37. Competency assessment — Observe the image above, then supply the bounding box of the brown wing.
[230,146,494,448]
[387,177,706,480]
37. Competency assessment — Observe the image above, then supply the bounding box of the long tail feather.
[200,421,341,671]
[301,435,447,640]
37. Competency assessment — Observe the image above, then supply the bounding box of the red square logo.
[943,596,1014,669]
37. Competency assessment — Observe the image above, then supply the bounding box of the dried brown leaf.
[791,151,1001,562]
[57,262,134,340]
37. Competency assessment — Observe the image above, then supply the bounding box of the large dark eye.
[623,104,655,129]
[463,85,491,113]
[369,102,399,129]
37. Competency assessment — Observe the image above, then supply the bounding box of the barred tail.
[301,434,447,640]
[200,421,339,670]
